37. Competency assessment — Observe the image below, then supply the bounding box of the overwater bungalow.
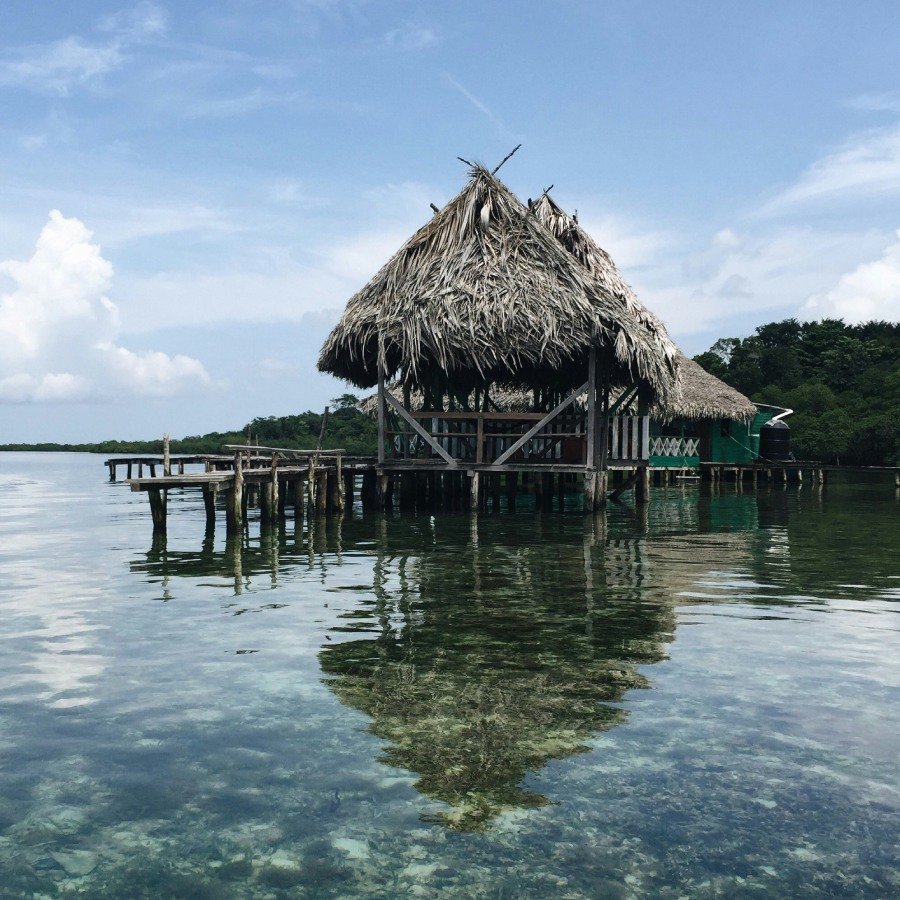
[318,165,680,509]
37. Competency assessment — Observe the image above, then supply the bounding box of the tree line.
[694,319,898,465]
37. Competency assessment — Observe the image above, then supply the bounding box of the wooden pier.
[109,446,899,537]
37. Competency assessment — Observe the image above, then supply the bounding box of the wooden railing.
[383,411,650,465]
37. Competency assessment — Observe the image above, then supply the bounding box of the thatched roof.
[529,192,755,423]
[318,166,678,401]
[528,192,678,366]
[661,352,757,422]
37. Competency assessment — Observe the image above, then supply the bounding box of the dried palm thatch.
[318,166,678,402]
[530,192,755,423]
[660,352,757,422]
[528,192,678,367]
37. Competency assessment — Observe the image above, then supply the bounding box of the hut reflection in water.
[131,501,780,831]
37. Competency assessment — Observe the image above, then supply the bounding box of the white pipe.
[754,403,793,424]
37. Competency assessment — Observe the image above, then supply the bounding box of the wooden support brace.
[495,380,591,466]
[383,388,457,465]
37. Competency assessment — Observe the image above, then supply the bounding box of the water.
[0,453,897,898]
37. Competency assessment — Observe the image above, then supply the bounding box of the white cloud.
[576,213,674,271]
[849,91,900,114]
[0,2,166,96]
[630,227,889,338]
[760,122,900,214]
[385,24,438,51]
[97,1,168,40]
[801,232,900,324]
[0,37,123,96]
[0,211,210,403]
[443,73,521,143]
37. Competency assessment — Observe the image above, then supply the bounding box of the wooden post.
[148,488,166,534]
[362,469,377,510]
[506,471,518,511]
[271,454,279,519]
[226,451,243,536]
[163,433,171,476]
[316,469,328,515]
[307,456,316,511]
[399,471,415,509]
[203,486,215,531]
[377,342,386,466]
[108,461,116,482]
[260,481,273,525]
[594,376,610,511]
[635,465,650,502]
[138,463,144,477]
[293,476,304,523]
[469,472,480,511]
[149,463,157,478]
[335,455,345,512]
[343,469,355,508]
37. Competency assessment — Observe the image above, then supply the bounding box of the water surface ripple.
[0,453,897,897]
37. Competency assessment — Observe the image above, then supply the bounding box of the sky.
[1,0,899,442]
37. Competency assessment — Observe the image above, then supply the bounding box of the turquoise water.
[0,453,897,897]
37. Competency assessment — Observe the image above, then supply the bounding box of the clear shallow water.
[0,453,897,898]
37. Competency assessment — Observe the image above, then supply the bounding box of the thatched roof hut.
[529,192,756,423]
[318,166,678,402]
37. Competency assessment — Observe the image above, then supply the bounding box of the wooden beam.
[585,350,596,470]
[495,380,590,466]
[377,342,386,465]
[383,387,457,466]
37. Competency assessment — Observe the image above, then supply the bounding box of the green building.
[647,354,771,469]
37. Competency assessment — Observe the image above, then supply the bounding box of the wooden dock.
[108,446,900,536]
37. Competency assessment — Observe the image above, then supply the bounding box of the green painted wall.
[650,409,774,467]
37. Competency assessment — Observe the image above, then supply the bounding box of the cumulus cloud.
[801,232,900,324]
[0,211,210,403]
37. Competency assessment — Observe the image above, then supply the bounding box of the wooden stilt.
[635,465,650,502]
[226,451,244,536]
[294,477,304,523]
[108,461,116,482]
[149,463,157,478]
[335,455,345,512]
[126,462,132,479]
[260,481,274,526]
[203,487,215,531]
[507,471,518,511]
[327,469,338,511]
[163,434,171,476]
[317,469,328,514]
[307,456,316,511]
[469,472,480,511]
[362,470,377,509]
[148,488,166,534]
[343,468,354,509]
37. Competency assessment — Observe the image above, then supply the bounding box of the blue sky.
[1,0,899,441]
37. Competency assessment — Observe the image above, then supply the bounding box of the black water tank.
[759,420,791,461]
